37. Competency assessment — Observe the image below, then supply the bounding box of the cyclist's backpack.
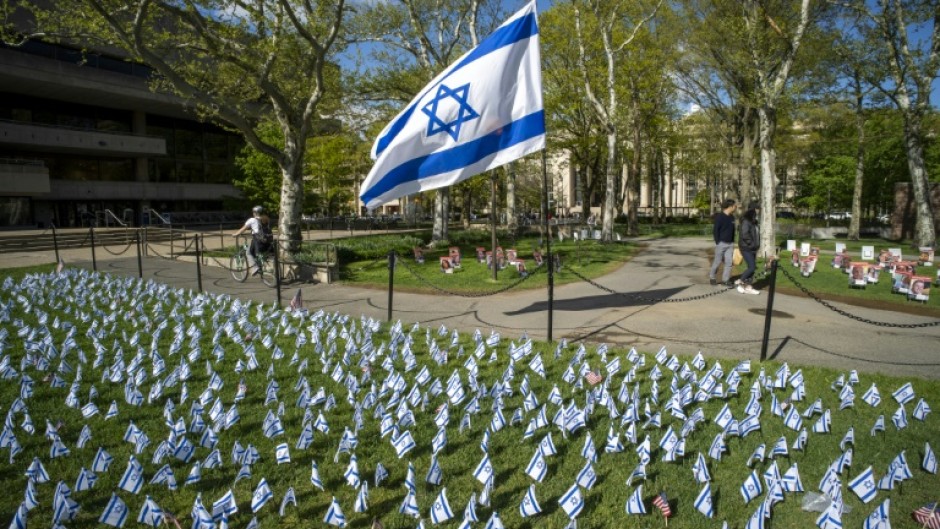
[255,222,274,246]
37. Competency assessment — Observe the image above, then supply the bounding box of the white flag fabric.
[558,484,584,519]
[863,498,890,529]
[324,497,346,528]
[430,487,454,524]
[99,493,129,528]
[848,466,878,503]
[360,1,545,209]
[694,483,714,518]
[519,484,542,517]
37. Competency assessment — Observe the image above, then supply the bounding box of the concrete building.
[0,37,243,228]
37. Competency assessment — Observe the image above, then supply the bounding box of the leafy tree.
[3,0,346,251]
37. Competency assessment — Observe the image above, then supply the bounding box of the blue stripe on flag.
[362,110,544,205]
[373,12,539,158]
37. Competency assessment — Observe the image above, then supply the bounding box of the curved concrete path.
[5,236,939,379]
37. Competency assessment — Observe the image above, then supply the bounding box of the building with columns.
[0,38,243,228]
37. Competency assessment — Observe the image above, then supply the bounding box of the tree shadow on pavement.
[504,286,689,314]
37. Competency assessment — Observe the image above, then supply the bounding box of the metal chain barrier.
[99,229,135,256]
[396,254,543,297]
[778,265,940,328]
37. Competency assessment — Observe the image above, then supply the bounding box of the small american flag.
[585,371,603,386]
[290,289,303,312]
[652,492,672,518]
[914,503,940,529]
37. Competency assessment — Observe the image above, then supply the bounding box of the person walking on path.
[737,202,760,294]
[709,199,737,286]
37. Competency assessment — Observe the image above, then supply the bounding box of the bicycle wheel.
[230,251,249,282]
[259,256,277,287]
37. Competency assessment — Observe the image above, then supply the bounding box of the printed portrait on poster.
[908,276,931,302]
[440,256,454,273]
[801,256,817,277]
[413,247,425,264]
[849,262,868,287]
[476,247,486,263]
[449,247,462,267]
[533,249,544,267]
[892,272,912,294]
[867,265,881,283]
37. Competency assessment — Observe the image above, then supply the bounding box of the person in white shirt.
[232,205,269,276]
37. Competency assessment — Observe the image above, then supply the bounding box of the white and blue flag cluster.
[0,261,935,529]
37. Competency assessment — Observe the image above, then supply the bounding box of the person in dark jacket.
[737,202,760,294]
[709,199,737,286]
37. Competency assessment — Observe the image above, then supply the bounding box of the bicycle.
[230,238,277,287]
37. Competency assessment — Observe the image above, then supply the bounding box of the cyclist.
[233,205,273,276]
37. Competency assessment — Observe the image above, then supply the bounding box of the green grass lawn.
[761,253,940,319]
[340,236,640,294]
[0,266,937,529]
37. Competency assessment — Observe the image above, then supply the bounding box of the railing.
[0,118,165,140]
[147,209,171,225]
[97,209,128,228]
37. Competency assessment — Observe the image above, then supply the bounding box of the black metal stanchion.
[760,259,779,361]
[195,235,203,293]
[170,228,175,259]
[135,229,143,278]
[52,224,60,264]
[273,240,282,307]
[387,250,395,322]
[89,227,97,272]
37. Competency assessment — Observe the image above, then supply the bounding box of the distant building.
[0,37,244,228]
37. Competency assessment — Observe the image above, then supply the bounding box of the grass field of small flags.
[1,267,939,529]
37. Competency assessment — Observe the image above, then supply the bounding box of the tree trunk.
[757,105,778,259]
[506,163,517,232]
[900,112,937,247]
[462,186,472,229]
[432,189,449,242]
[278,156,305,254]
[601,130,617,241]
[849,78,865,241]
[738,109,756,207]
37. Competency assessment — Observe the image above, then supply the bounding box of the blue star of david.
[422,83,480,141]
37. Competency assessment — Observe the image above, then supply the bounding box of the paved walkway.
[3,236,939,379]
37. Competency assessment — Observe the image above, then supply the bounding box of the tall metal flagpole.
[542,149,553,342]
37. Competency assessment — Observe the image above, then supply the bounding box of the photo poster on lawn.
[476,247,486,263]
[801,256,818,277]
[449,247,462,267]
[801,242,811,257]
[791,248,801,267]
[867,265,881,283]
[849,262,868,287]
[507,249,518,264]
[440,256,454,273]
[835,242,846,254]
[889,248,903,261]
[533,249,544,266]
[919,247,934,266]
[787,240,797,251]
[862,246,875,260]
[833,251,845,269]
[414,247,425,264]
[892,271,912,294]
[908,275,931,302]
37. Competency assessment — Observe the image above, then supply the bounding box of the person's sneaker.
[744,285,760,295]
[734,279,743,286]
[710,278,717,286]
[737,285,746,294]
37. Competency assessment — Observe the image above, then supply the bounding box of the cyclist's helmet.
[252,206,264,215]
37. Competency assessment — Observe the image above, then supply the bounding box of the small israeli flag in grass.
[430,488,454,524]
[474,454,494,484]
[519,485,541,517]
[392,430,416,459]
[576,461,597,490]
[324,497,346,527]
[137,496,163,528]
[212,489,238,521]
[74,467,97,491]
[863,498,890,529]
[526,448,547,482]
[848,466,878,503]
[118,459,143,494]
[251,478,273,513]
[891,382,914,404]
[360,1,545,209]
[694,483,713,518]
[99,493,128,528]
[741,470,763,503]
[923,442,937,474]
[10,502,27,529]
[559,484,584,519]
[625,484,645,515]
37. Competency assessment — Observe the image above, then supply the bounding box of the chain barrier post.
[135,229,143,278]
[89,227,98,272]
[170,228,175,259]
[195,235,203,293]
[387,250,396,322]
[760,258,779,361]
[52,224,60,264]
[274,239,283,307]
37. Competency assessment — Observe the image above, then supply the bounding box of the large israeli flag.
[360,0,545,209]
